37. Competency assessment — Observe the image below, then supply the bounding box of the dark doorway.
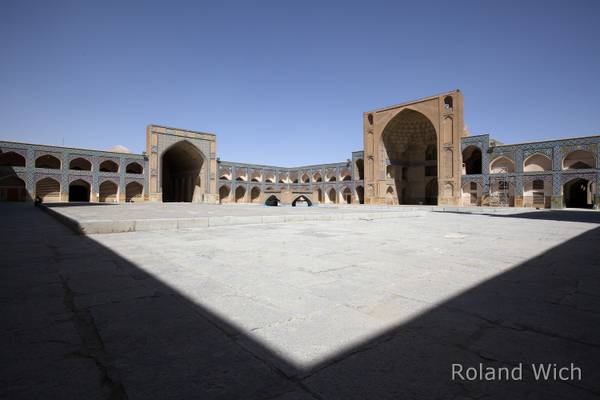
[356,186,364,204]
[356,159,364,180]
[292,195,312,207]
[564,178,592,209]
[265,195,279,206]
[425,179,438,205]
[161,141,204,202]
[0,176,27,202]
[462,146,482,175]
[69,180,90,202]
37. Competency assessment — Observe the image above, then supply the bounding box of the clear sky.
[1,0,599,166]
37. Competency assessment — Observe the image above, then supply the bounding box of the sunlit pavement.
[2,203,599,399]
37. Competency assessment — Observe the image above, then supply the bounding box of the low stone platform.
[42,203,428,234]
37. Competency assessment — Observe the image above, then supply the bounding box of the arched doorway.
[292,195,312,207]
[317,188,323,203]
[265,195,280,206]
[564,178,592,209]
[250,187,261,203]
[425,178,438,205]
[235,186,246,203]
[0,176,27,202]
[69,179,90,202]
[99,181,118,202]
[126,182,143,202]
[462,146,482,175]
[36,177,60,202]
[382,109,437,204]
[219,185,231,203]
[342,187,352,204]
[327,188,337,204]
[356,186,364,204]
[356,159,364,180]
[461,181,481,206]
[161,141,204,202]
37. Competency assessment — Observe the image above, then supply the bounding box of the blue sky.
[1,0,599,166]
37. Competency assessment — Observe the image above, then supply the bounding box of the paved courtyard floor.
[1,203,599,399]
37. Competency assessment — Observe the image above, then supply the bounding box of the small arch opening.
[126,162,143,174]
[99,160,119,173]
[0,151,26,167]
[444,96,453,110]
[70,157,92,171]
[35,154,61,169]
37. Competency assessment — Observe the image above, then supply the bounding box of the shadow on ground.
[1,204,599,399]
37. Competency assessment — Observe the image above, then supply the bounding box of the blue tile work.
[460,134,600,207]
[0,140,148,200]
[217,154,366,203]
[2,132,597,207]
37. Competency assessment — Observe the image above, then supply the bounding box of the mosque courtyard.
[1,203,599,399]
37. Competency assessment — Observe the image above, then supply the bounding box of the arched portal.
[69,179,90,202]
[99,181,118,202]
[564,178,593,208]
[356,186,364,204]
[292,195,312,207]
[462,146,482,175]
[161,141,204,202]
[265,195,280,206]
[317,188,323,202]
[0,176,27,202]
[126,182,144,202]
[382,109,437,204]
[36,177,60,202]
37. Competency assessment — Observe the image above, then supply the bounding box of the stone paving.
[42,202,545,234]
[1,203,600,399]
